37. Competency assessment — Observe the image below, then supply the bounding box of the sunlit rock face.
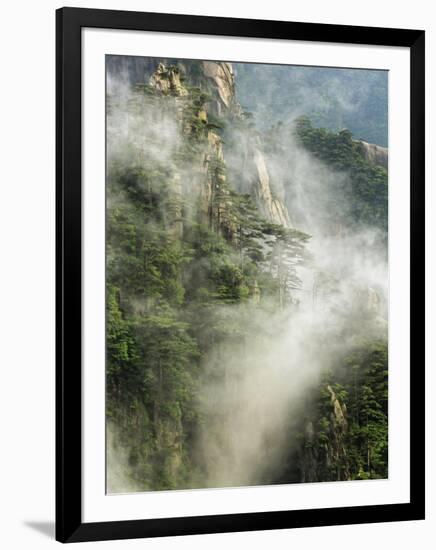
[202,61,235,110]
[149,63,188,97]
[252,148,291,227]
[356,140,388,169]
[147,61,293,232]
[200,62,291,227]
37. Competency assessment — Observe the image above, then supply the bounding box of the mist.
[234,63,388,146]
[195,133,387,488]
[106,58,388,492]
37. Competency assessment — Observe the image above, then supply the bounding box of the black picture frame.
[56,6,425,543]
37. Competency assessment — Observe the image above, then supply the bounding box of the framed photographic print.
[56,7,425,543]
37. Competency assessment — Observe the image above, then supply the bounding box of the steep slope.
[106,60,309,491]
[200,61,292,227]
[106,57,388,492]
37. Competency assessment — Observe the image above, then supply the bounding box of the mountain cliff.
[106,57,388,492]
[197,60,292,227]
[356,140,388,169]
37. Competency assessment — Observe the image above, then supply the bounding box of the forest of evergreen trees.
[106,60,388,492]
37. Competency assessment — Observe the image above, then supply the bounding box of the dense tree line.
[295,117,388,233]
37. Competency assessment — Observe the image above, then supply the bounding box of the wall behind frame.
[0,0,432,549]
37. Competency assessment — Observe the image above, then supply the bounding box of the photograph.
[106,55,389,494]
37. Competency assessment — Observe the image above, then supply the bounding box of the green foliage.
[295,117,388,232]
[106,59,388,491]
[342,341,388,479]
[295,339,388,482]
[106,284,140,403]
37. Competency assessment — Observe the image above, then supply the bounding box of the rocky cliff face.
[147,60,292,231]
[298,384,351,483]
[252,148,291,226]
[356,140,388,169]
[108,57,293,229]
[149,63,188,97]
[202,61,236,113]
[200,62,291,227]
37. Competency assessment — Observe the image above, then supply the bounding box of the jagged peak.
[149,62,188,97]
